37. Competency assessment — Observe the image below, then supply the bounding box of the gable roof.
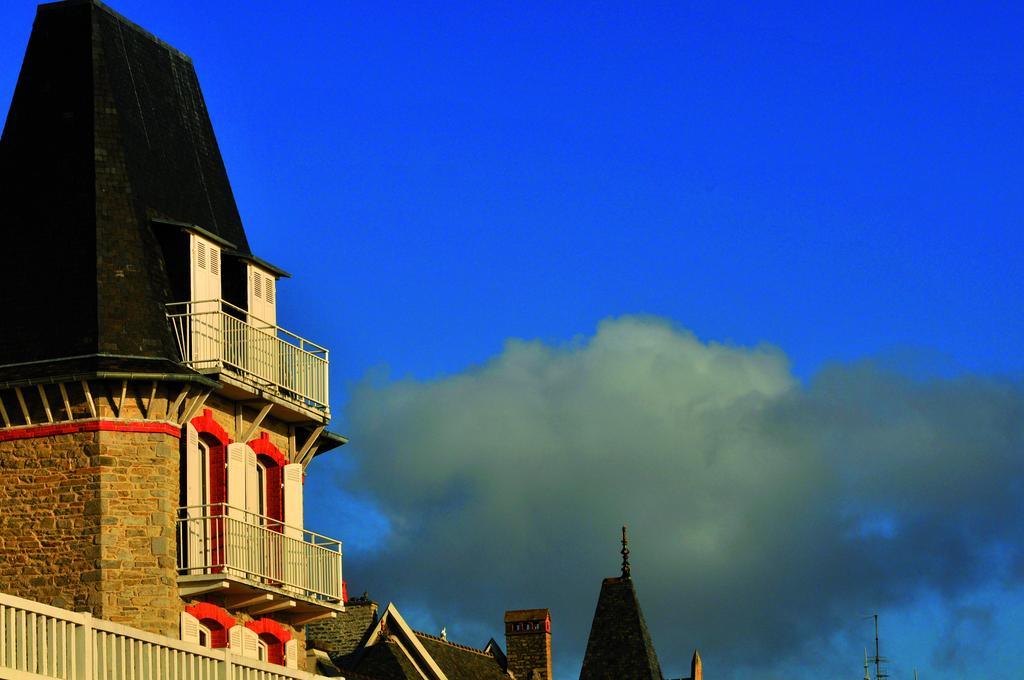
[0,0,251,377]
[328,603,510,680]
[579,576,663,680]
[415,631,510,680]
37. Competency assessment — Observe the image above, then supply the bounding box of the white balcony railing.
[167,299,329,413]
[177,504,343,604]
[0,590,333,680]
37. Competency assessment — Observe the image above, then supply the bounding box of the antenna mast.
[870,613,888,680]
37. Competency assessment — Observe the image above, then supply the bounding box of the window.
[197,441,209,506]
[255,459,267,520]
[197,623,211,648]
[246,618,291,666]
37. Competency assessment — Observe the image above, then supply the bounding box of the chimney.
[504,609,552,680]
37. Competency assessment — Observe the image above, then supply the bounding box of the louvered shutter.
[242,626,261,659]
[190,235,222,303]
[185,424,203,508]
[283,463,304,593]
[226,443,248,519]
[190,234,223,365]
[180,612,201,645]
[284,639,298,668]
[184,424,207,572]
[228,624,244,652]
[248,265,277,327]
[283,464,303,535]
[245,446,259,518]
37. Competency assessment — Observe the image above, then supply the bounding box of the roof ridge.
[412,629,494,657]
[38,0,194,63]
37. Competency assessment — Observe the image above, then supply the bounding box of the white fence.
[0,590,334,680]
[167,300,330,413]
[177,504,343,604]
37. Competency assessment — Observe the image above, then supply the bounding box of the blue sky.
[2,2,1022,678]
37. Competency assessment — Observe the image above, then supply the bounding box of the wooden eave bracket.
[240,402,273,442]
[296,425,325,466]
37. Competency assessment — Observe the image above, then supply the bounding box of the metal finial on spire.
[621,525,631,578]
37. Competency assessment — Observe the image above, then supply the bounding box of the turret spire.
[621,525,631,578]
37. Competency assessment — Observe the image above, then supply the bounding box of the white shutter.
[242,626,261,659]
[185,424,202,508]
[284,639,298,668]
[247,265,277,327]
[190,234,223,365]
[283,464,304,536]
[245,446,259,518]
[180,612,201,645]
[184,424,208,572]
[228,624,244,652]
[283,463,304,594]
[226,443,248,516]
[191,234,220,303]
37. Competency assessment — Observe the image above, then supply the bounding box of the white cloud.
[333,316,1024,679]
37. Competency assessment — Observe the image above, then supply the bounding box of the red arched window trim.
[189,409,231,446]
[247,431,287,466]
[185,603,236,648]
[248,432,287,525]
[189,409,233,506]
[246,618,291,665]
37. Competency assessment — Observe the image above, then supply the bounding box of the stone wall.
[307,598,378,656]
[0,430,102,613]
[94,428,180,635]
[0,426,180,636]
[505,611,553,680]
[0,381,331,664]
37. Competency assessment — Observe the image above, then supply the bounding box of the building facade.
[0,0,345,672]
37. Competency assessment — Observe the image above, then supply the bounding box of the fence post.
[222,646,232,680]
[75,612,93,680]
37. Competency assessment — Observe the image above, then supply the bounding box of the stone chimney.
[504,609,552,680]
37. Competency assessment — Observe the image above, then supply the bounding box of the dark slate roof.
[414,631,510,680]
[334,640,425,680]
[0,0,250,377]
[579,577,664,680]
[330,630,509,680]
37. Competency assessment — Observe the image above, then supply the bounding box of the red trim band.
[0,420,181,442]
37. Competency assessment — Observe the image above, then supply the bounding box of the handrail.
[178,503,342,550]
[0,589,332,679]
[166,299,330,412]
[176,503,343,603]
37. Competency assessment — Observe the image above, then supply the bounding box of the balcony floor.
[179,573,343,625]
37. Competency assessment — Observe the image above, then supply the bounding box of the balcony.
[167,299,330,418]
[177,504,343,622]
[0,590,331,679]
